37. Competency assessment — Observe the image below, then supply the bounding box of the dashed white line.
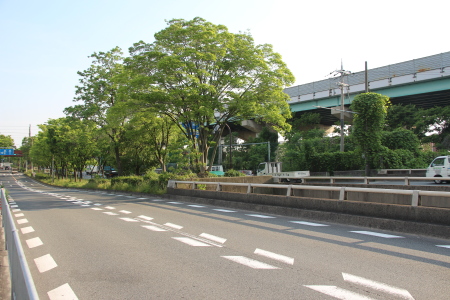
[15,213,25,217]
[91,208,103,211]
[120,218,139,222]
[105,206,115,210]
[103,212,119,216]
[165,223,183,230]
[137,215,153,221]
[34,254,58,273]
[26,237,43,248]
[350,231,404,239]
[142,225,167,232]
[222,256,280,269]
[290,221,329,227]
[48,283,79,300]
[119,210,132,214]
[172,237,211,247]
[304,285,374,300]
[213,209,236,213]
[246,214,276,219]
[437,245,450,249]
[188,205,206,208]
[254,248,294,265]
[342,273,414,300]
[199,233,227,244]
[21,226,35,234]
[168,201,183,204]
[17,219,28,224]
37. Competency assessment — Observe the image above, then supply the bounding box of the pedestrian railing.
[1,188,39,300]
[168,179,450,207]
[300,176,450,185]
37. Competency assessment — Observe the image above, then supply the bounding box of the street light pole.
[225,123,232,169]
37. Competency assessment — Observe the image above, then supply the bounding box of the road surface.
[2,172,450,299]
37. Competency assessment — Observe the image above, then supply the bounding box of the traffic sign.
[0,149,14,156]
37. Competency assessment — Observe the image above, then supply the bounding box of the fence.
[1,188,39,300]
[168,179,450,207]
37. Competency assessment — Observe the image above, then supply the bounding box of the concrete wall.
[166,188,450,239]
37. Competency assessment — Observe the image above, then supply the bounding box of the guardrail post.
[286,185,292,196]
[363,177,368,184]
[247,183,252,194]
[404,177,409,185]
[411,190,420,206]
[339,187,346,201]
[330,178,334,184]
[192,182,195,190]
[216,183,221,191]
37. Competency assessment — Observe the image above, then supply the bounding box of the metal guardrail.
[301,176,450,185]
[169,179,450,207]
[1,188,39,300]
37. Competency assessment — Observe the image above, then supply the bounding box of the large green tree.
[65,47,130,175]
[350,92,390,172]
[126,17,294,173]
[0,134,14,148]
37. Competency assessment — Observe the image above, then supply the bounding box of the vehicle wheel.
[434,177,443,184]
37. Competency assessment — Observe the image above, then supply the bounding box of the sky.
[1,0,449,147]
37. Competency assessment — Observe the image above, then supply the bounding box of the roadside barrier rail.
[169,180,450,207]
[1,188,39,300]
[301,176,450,185]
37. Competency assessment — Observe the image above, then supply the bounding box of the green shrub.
[111,176,144,187]
[225,169,245,177]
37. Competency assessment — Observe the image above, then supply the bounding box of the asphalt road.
[2,172,450,299]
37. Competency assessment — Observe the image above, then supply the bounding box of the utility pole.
[331,62,351,152]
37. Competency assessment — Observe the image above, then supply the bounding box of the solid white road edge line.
[350,231,404,238]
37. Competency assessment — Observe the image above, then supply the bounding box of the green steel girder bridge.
[284,51,450,126]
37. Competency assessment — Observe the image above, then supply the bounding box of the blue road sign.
[0,149,14,155]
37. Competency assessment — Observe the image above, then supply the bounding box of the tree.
[350,92,390,173]
[65,47,130,175]
[126,17,294,173]
[0,134,14,148]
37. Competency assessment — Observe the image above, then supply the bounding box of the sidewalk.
[0,212,11,300]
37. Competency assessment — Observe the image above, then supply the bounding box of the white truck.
[256,162,309,183]
[426,155,450,183]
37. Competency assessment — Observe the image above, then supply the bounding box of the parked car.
[104,166,118,178]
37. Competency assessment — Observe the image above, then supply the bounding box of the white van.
[426,156,450,183]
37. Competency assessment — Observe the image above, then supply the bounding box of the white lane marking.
[168,201,183,204]
[152,199,164,202]
[105,206,115,210]
[48,283,79,300]
[103,212,119,216]
[21,226,35,234]
[200,233,227,244]
[91,208,103,211]
[165,223,183,230]
[10,204,18,208]
[26,237,43,248]
[290,221,329,227]
[137,215,153,221]
[119,210,132,214]
[115,195,123,197]
[12,209,21,212]
[94,203,102,206]
[142,225,167,232]
[15,213,25,217]
[213,209,236,213]
[254,248,294,265]
[137,197,149,200]
[172,237,211,247]
[437,245,450,249]
[350,231,404,238]
[125,196,135,198]
[119,217,139,222]
[222,256,280,269]
[246,214,276,219]
[34,254,58,273]
[304,285,375,300]
[17,219,28,224]
[188,205,206,208]
[342,273,415,300]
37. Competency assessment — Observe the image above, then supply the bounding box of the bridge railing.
[168,178,450,207]
[1,188,39,300]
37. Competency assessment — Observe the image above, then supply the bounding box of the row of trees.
[6,18,450,178]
